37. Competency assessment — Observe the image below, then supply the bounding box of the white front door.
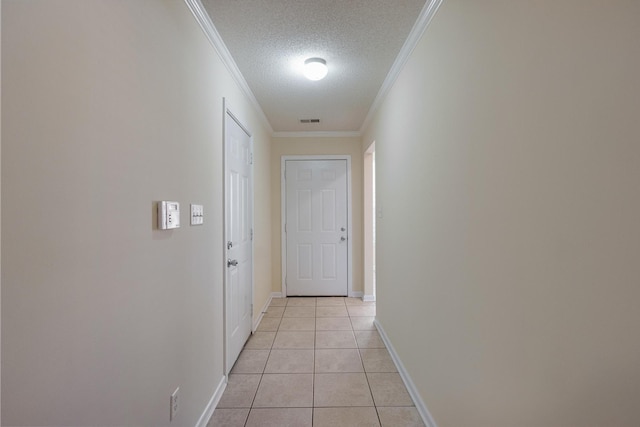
[285,159,348,296]
[225,108,253,374]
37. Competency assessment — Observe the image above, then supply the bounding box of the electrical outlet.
[170,387,179,422]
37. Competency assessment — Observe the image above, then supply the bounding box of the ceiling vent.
[300,119,320,123]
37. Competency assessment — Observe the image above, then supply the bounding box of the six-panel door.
[285,160,348,296]
[225,111,253,374]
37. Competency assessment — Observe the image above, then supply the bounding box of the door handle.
[340,236,346,242]
[227,259,238,267]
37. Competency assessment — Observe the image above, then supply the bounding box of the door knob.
[227,259,238,267]
[340,236,346,242]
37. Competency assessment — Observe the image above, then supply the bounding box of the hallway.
[207,297,425,426]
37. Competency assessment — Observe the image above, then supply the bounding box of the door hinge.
[284,170,286,180]
[284,223,287,233]
[250,152,253,165]
[250,228,254,240]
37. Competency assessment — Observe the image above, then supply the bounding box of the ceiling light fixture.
[303,57,328,81]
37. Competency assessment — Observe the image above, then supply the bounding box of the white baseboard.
[363,294,376,302]
[374,320,438,427]
[253,294,274,332]
[252,292,285,331]
[348,291,364,298]
[195,376,227,427]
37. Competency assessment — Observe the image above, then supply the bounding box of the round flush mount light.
[303,57,328,81]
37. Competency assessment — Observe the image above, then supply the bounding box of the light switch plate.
[190,204,204,225]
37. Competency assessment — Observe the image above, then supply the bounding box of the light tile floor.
[207,297,425,427]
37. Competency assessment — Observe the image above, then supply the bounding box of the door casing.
[281,155,353,297]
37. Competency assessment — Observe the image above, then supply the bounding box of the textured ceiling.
[201,0,426,133]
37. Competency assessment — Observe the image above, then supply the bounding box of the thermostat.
[158,201,180,229]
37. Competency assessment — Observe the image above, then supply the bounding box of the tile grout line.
[220,298,387,426]
[244,315,273,425]
[353,307,385,427]
[244,298,287,426]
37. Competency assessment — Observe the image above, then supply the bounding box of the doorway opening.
[364,142,376,301]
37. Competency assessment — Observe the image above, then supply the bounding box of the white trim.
[360,0,443,133]
[375,320,438,427]
[272,131,362,138]
[225,102,253,138]
[253,293,273,332]
[364,140,376,154]
[363,143,376,301]
[281,159,287,296]
[194,376,227,427]
[281,155,353,297]
[184,0,443,137]
[252,292,286,331]
[349,291,364,299]
[363,294,376,302]
[184,0,273,134]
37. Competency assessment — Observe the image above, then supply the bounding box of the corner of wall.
[374,320,438,427]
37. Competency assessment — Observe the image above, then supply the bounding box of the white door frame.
[281,155,353,297]
[363,141,376,302]
[223,99,254,375]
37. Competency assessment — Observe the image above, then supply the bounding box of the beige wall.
[363,1,640,426]
[252,120,273,320]
[271,137,363,295]
[1,1,271,426]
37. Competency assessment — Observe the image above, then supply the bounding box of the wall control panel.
[191,204,204,225]
[158,201,180,229]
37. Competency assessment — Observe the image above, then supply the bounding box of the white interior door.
[285,159,348,296]
[225,109,253,374]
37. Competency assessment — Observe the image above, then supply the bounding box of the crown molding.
[359,0,443,134]
[184,0,273,134]
[185,0,442,136]
[272,131,362,139]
